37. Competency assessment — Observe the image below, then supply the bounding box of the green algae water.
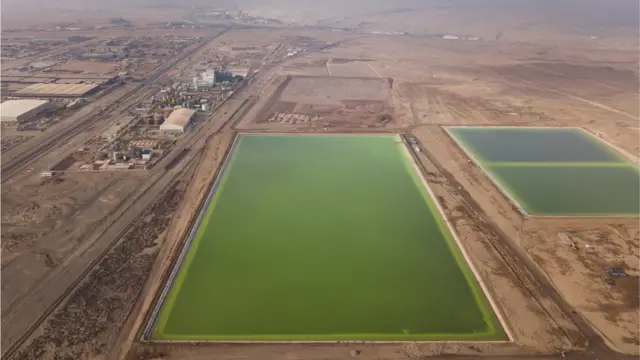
[448,127,640,216]
[151,134,505,341]
[489,164,639,216]
[449,127,626,163]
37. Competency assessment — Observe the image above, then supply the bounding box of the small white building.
[0,99,52,123]
[193,69,216,88]
[228,67,249,78]
[204,69,216,83]
[160,108,196,133]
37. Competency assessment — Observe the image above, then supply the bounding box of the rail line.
[1,101,227,358]
[2,151,196,359]
[130,77,260,344]
[1,30,230,359]
[1,84,141,182]
[0,31,226,184]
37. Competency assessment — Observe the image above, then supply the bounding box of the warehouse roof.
[15,83,99,97]
[0,99,50,118]
[164,108,196,128]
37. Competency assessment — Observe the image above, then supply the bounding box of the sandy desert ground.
[1,5,638,360]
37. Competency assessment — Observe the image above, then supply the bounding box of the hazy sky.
[2,0,638,34]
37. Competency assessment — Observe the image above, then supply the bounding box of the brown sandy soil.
[115,63,265,359]
[280,76,390,104]
[0,133,33,152]
[1,79,164,354]
[281,58,332,77]
[1,171,147,350]
[523,220,640,352]
[114,131,235,360]
[411,123,639,355]
[3,30,269,358]
[326,59,381,78]
[10,176,190,360]
[382,36,638,352]
[235,73,286,129]
[412,142,581,352]
[315,33,639,354]
[0,30,232,359]
[128,31,637,359]
[125,341,566,360]
[3,22,639,360]
[236,74,394,130]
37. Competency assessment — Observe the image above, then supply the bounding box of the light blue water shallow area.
[448,127,627,163]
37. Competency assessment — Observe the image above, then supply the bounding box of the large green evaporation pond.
[151,134,506,341]
[448,127,640,216]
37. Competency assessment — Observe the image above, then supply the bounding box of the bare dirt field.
[335,33,639,354]
[143,29,637,359]
[2,20,638,360]
[236,75,394,130]
[282,75,389,104]
[326,58,381,78]
[413,125,639,355]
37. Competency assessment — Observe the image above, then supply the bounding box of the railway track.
[1,84,143,183]
[1,30,231,359]
[132,82,258,347]
[1,98,228,358]
[0,31,226,184]
[4,77,254,359]
[2,157,190,360]
[5,33,361,358]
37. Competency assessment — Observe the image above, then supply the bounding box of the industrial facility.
[227,66,250,78]
[0,99,52,123]
[14,83,101,98]
[193,69,216,89]
[160,108,197,133]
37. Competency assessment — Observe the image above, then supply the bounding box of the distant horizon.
[2,0,638,39]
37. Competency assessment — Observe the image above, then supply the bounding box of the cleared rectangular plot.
[447,126,639,216]
[151,134,506,341]
[448,127,626,163]
[280,76,390,105]
[488,164,639,216]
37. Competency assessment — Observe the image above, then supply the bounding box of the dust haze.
[3,0,639,42]
[1,0,639,359]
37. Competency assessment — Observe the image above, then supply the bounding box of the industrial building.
[193,69,216,89]
[0,73,117,84]
[15,83,100,98]
[0,99,52,123]
[228,66,249,78]
[160,108,196,133]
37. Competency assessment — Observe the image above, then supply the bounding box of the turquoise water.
[152,134,505,341]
